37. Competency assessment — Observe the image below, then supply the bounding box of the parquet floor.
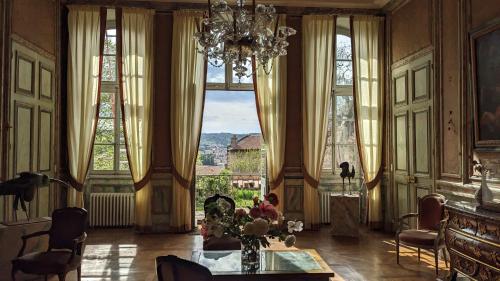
[55,227,451,281]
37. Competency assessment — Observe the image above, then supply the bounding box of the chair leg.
[396,240,400,264]
[58,272,66,281]
[11,267,16,281]
[418,248,421,261]
[434,249,439,275]
[77,266,82,281]
[442,248,449,268]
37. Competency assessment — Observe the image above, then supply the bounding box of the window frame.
[206,61,254,91]
[322,19,359,177]
[90,20,130,176]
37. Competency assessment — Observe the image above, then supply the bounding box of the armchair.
[11,207,88,281]
[156,255,213,281]
[202,194,241,250]
[396,193,448,275]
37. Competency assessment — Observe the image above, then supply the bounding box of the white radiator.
[89,193,135,227]
[319,192,331,224]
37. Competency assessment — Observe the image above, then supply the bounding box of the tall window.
[92,16,129,173]
[323,17,359,175]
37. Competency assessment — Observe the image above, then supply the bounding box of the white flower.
[284,235,296,247]
[287,220,304,233]
[253,218,269,236]
[212,224,224,238]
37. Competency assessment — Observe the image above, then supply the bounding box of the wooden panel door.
[6,42,55,221]
[392,52,433,224]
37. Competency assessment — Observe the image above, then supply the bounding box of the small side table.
[330,194,360,237]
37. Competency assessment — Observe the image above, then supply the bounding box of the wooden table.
[192,249,335,281]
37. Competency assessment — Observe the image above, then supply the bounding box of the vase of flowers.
[473,160,493,205]
[201,193,303,272]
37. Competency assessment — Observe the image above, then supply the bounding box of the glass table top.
[192,249,333,276]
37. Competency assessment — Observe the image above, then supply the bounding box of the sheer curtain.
[253,15,287,212]
[170,10,206,232]
[351,16,384,228]
[118,8,155,231]
[67,6,105,207]
[302,15,335,230]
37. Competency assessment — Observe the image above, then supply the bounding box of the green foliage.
[200,153,215,165]
[228,150,261,174]
[199,133,248,148]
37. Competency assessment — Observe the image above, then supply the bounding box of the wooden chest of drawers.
[445,201,500,281]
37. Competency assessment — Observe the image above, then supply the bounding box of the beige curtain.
[119,8,155,231]
[254,15,287,212]
[67,6,104,208]
[170,10,206,232]
[302,15,335,230]
[351,16,384,228]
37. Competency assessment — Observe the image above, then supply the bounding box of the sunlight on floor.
[383,240,448,270]
[82,244,138,280]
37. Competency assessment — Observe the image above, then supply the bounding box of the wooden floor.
[58,227,450,281]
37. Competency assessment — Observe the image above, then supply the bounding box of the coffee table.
[191,249,334,281]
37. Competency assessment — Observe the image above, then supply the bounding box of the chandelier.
[194,0,296,81]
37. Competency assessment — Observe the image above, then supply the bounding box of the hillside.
[199,133,251,148]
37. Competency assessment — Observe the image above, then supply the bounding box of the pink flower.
[259,202,278,220]
[235,208,247,218]
[249,206,262,218]
[200,222,209,240]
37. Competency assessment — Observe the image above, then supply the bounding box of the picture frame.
[470,18,500,148]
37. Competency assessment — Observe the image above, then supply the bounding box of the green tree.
[200,153,215,166]
[228,150,261,174]
[195,169,234,210]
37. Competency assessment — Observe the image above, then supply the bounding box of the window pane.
[232,61,253,84]
[323,99,333,170]
[119,124,125,144]
[102,55,116,82]
[335,144,358,169]
[95,119,115,144]
[207,59,225,83]
[336,60,353,86]
[99,92,115,118]
[104,35,116,55]
[119,145,129,171]
[335,95,354,120]
[106,28,117,37]
[93,144,114,170]
[336,34,352,60]
[335,120,355,144]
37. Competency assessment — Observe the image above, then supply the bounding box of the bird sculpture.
[339,162,349,195]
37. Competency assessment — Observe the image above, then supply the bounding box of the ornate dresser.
[445,201,500,280]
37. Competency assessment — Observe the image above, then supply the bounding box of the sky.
[202,90,261,134]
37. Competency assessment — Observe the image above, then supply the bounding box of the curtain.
[302,15,335,230]
[351,16,384,228]
[170,10,206,232]
[67,6,105,208]
[253,15,287,212]
[118,8,155,231]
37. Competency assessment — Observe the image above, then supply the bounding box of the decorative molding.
[37,108,52,172]
[14,50,35,97]
[11,33,56,61]
[13,101,34,175]
[391,45,434,70]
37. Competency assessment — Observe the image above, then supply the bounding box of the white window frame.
[206,61,254,91]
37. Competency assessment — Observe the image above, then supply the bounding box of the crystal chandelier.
[194,0,296,81]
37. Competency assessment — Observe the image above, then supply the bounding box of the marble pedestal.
[330,194,359,237]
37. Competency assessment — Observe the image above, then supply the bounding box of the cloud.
[202,91,260,134]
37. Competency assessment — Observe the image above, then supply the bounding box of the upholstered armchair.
[11,207,88,281]
[396,193,448,275]
[202,194,241,250]
[156,255,213,281]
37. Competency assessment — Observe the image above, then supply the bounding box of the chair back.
[156,255,212,281]
[48,207,87,251]
[203,194,235,215]
[418,193,446,231]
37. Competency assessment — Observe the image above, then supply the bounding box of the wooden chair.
[12,207,88,281]
[156,255,213,281]
[396,193,448,275]
[203,194,241,250]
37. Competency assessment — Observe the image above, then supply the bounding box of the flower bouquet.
[201,193,303,270]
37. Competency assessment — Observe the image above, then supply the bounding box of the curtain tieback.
[66,174,84,192]
[172,167,191,189]
[302,165,319,188]
[365,166,383,190]
[133,168,153,191]
[270,167,285,190]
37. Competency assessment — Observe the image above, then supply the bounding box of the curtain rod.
[62,0,383,16]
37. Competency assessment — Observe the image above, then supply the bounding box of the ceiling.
[137,0,391,9]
